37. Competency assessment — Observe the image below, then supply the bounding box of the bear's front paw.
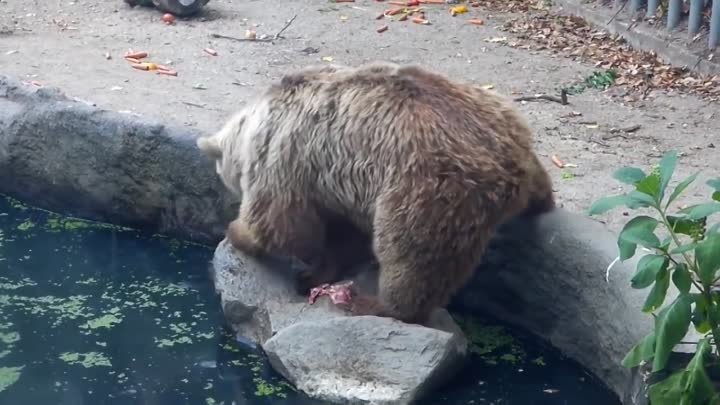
[347,294,384,317]
[226,219,265,257]
[294,268,318,296]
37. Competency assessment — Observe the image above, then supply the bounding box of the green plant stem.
[657,206,720,355]
[703,288,720,356]
[665,254,705,291]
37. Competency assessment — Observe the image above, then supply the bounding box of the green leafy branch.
[588,151,720,405]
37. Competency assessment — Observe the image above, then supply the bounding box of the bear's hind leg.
[347,187,495,325]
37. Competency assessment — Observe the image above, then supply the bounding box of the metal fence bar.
[666,0,683,30]
[594,0,719,51]
[630,0,644,12]
[711,0,720,48]
[689,0,705,36]
[646,0,660,18]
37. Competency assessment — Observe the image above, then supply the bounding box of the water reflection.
[0,195,620,405]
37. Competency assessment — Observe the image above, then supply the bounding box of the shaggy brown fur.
[197,61,555,325]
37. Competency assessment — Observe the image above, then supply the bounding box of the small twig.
[603,124,641,140]
[210,15,297,44]
[274,14,298,40]
[514,91,569,105]
[182,101,206,109]
[602,133,628,140]
[612,124,640,132]
[607,0,626,25]
[589,136,610,147]
[210,33,273,43]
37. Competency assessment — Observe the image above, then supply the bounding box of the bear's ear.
[196,136,223,159]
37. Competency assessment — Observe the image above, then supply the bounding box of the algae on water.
[80,313,124,331]
[0,194,292,402]
[0,366,24,392]
[59,351,112,368]
[452,314,528,366]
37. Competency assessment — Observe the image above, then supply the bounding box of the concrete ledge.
[0,74,236,244]
[552,0,720,76]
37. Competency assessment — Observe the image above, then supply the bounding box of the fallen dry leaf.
[472,1,720,102]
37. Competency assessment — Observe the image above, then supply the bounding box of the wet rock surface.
[211,239,468,405]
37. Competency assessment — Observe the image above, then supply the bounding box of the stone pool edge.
[0,74,236,246]
[0,73,661,405]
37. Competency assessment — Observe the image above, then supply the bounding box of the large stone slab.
[0,74,234,244]
[211,239,468,405]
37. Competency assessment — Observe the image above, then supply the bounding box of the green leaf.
[695,233,720,286]
[713,191,720,202]
[617,216,660,261]
[618,239,637,262]
[642,269,671,313]
[648,369,685,405]
[587,194,631,216]
[627,190,657,209]
[636,171,662,201]
[666,172,699,208]
[619,216,661,249]
[648,338,714,405]
[631,254,669,289]
[672,264,692,294]
[658,151,678,201]
[621,332,655,368]
[652,293,693,372]
[692,293,712,334]
[660,236,673,251]
[667,215,706,240]
[679,203,720,220]
[613,167,646,185]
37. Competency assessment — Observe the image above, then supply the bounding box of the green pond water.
[0,194,622,405]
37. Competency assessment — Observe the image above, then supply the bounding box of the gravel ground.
[1,0,718,234]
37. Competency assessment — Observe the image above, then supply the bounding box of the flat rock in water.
[212,239,468,404]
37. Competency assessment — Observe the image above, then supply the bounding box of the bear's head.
[196,99,270,198]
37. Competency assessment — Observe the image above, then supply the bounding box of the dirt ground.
[1,0,718,235]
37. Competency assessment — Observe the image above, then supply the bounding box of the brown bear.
[197,61,555,325]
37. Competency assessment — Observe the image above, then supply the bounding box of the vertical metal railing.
[711,0,720,48]
[611,0,720,49]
